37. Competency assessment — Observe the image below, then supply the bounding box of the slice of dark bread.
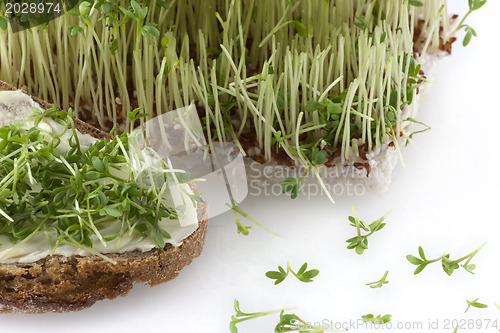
[0,81,209,313]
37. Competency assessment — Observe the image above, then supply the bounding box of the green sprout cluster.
[0,107,192,262]
[0,0,452,175]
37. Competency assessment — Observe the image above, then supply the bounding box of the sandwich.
[0,81,208,313]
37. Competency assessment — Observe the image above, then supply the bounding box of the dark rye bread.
[0,81,209,313]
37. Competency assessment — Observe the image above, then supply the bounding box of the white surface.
[2,2,500,332]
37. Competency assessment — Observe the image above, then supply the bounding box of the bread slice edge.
[0,80,209,313]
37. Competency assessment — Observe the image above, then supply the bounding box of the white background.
[1,1,500,332]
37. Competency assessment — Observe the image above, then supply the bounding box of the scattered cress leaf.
[266,261,319,285]
[226,200,279,237]
[346,206,393,255]
[407,242,487,276]
[465,298,488,313]
[365,271,389,289]
[362,313,392,324]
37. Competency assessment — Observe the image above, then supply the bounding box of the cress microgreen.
[346,206,393,255]
[274,310,346,332]
[404,118,431,146]
[361,314,392,324]
[226,200,280,237]
[230,299,345,333]
[311,148,329,166]
[0,108,193,262]
[266,261,319,285]
[230,299,295,333]
[281,168,309,200]
[280,147,328,200]
[232,209,252,236]
[365,270,389,288]
[0,1,479,206]
[453,0,487,46]
[406,242,487,276]
[354,16,369,31]
[464,298,488,313]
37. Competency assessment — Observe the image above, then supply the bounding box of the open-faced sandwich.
[0,82,208,313]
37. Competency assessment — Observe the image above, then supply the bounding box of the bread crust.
[0,202,208,313]
[0,81,209,313]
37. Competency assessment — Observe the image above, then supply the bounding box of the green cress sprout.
[266,261,319,285]
[226,199,280,237]
[0,108,190,263]
[495,302,500,310]
[406,243,487,275]
[230,299,345,333]
[464,298,488,313]
[274,310,346,332]
[281,169,309,200]
[361,314,392,324]
[230,299,294,333]
[404,118,431,147]
[346,206,393,255]
[230,208,251,236]
[452,0,487,46]
[281,147,328,200]
[365,271,389,288]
